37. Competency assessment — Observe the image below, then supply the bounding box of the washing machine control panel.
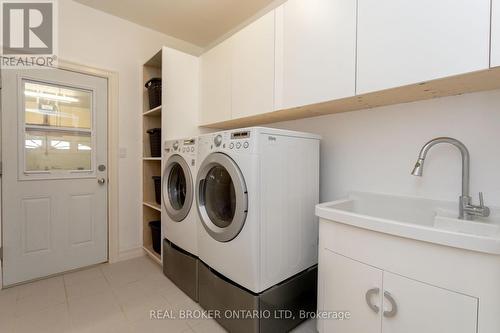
[165,138,197,156]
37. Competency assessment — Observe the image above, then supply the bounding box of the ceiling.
[74,0,280,49]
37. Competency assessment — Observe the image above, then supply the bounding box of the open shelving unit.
[141,50,163,265]
[143,105,162,117]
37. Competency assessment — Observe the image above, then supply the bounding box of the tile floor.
[0,255,317,333]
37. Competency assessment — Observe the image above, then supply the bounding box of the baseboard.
[0,261,3,290]
[111,247,145,263]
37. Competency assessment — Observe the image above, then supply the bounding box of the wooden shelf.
[142,203,161,266]
[142,49,163,268]
[143,105,162,117]
[143,201,161,212]
[143,244,161,264]
[200,67,500,129]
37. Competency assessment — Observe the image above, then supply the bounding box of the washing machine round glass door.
[162,155,193,222]
[196,152,248,242]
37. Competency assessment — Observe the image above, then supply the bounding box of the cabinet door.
[357,0,491,94]
[275,0,356,110]
[231,10,275,119]
[162,47,200,139]
[318,250,382,333]
[200,38,232,125]
[493,0,500,67]
[382,272,478,333]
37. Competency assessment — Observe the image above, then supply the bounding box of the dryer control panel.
[228,130,251,150]
[208,130,253,152]
[199,129,259,156]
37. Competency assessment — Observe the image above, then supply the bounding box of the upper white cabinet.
[200,37,233,125]
[492,0,500,67]
[162,47,200,139]
[356,0,491,94]
[274,0,356,110]
[199,0,495,126]
[231,10,275,119]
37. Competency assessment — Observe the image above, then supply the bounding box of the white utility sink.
[316,191,500,254]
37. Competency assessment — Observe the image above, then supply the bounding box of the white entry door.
[1,68,108,286]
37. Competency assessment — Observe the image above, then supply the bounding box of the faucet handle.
[464,192,490,218]
[475,192,490,217]
[479,192,485,208]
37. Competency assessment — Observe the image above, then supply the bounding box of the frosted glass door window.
[24,81,92,129]
[22,80,94,174]
[25,130,92,171]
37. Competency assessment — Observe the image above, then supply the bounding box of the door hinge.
[0,247,3,261]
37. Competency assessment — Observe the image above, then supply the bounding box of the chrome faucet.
[411,137,490,220]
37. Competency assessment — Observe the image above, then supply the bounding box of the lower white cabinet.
[382,271,478,333]
[319,251,382,333]
[318,250,478,333]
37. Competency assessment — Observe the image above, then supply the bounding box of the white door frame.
[0,60,120,288]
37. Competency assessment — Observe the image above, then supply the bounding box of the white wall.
[271,90,500,207]
[58,0,202,256]
[56,0,500,258]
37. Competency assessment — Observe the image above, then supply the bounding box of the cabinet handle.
[365,288,380,313]
[383,291,398,318]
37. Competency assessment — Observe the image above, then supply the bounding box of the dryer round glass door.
[196,152,248,242]
[163,155,193,222]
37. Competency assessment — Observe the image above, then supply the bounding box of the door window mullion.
[25,124,92,134]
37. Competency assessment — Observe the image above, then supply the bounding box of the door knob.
[98,178,106,185]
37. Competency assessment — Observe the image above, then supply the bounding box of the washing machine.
[195,127,320,333]
[162,138,199,301]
